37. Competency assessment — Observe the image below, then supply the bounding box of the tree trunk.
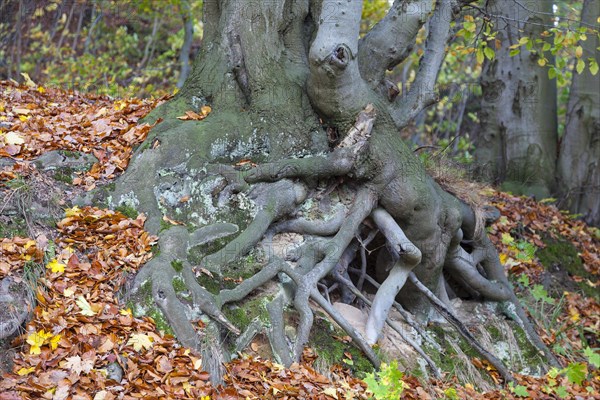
[476,0,558,198]
[557,0,600,226]
[95,0,558,383]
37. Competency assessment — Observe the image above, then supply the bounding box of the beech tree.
[476,0,558,199]
[557,0,599,226]
[91,0,559,382]
[476,0,599,225]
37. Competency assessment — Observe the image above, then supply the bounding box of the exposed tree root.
[126,104,558,385]
[408,272,514,384]
[334,274,441,379]
[347,267,441,351]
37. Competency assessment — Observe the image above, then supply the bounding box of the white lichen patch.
[493,340,511,362]
[118,191,140,209]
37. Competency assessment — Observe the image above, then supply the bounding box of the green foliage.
[530,284,555,305]
[508,382,530,397]
[170,260,184,272]
[115,204,139,219]
[1,0,204,98]
[563,362,588,386]
[583,347,600,368]
[360,0,390,35]
[364,360,406,400]
[443,387,459,400]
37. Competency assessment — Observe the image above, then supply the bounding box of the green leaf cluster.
[364,360,407,400]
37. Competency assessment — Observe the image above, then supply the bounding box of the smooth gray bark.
[557,0,600,226]
[476,0,558,198]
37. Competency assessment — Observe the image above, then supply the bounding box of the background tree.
[557,0,599,226]
[472,0,599,225]
[475,0,558,199]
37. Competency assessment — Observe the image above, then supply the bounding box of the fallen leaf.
[127,333,154,352]
[4,131,25,145]
[46,259,66,274]
[76,296,97,316]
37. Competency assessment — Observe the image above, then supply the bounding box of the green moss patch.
[308,317,374,378]
[538,235,598,301]
[115,204,139,219]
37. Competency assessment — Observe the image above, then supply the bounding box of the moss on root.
[52,167,74,184]
[127,281,174,335]
[308,316,374,378]
[223,296,270,333]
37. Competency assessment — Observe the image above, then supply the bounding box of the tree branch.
[388,0,455,129]
[358,0,434,89]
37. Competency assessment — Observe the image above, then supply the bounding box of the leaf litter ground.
[0,81,598,399]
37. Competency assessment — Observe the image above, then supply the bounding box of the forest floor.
[0,81,598,399]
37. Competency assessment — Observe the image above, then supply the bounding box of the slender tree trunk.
[557,0,600,226]
[176,0,194,89]
[476,0,558,198]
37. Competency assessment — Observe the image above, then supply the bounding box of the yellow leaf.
[501,232,514,245]
[575,46,583,58]
[569,307,581,322]
[46,259,65,274]
[64,206,81,217]
[200,105,212,116]
[76,296,97,316]
[5,131,25,145]
[113,100,127,111]
[20,72,36,88]
[19,115,29,122]
[499,253,508,264]
[24,239,36,249]
[183,382,192,395]
[538,58,547,67]
[26,330,51,354]
[17,367,35,375]
[37,86,46,94]
[50,334,61,350]
[127,333,154,352]
[119,308,132,316]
